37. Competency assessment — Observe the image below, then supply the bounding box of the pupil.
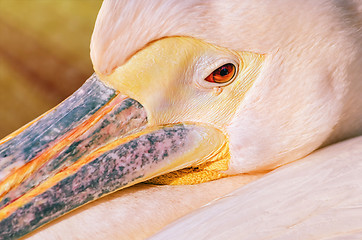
[219,67,229,76]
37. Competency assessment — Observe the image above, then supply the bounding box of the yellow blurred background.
[0,0,103,138]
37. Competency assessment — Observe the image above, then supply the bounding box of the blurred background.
[0,0,103,138]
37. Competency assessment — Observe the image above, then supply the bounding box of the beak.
[0,74,226,239]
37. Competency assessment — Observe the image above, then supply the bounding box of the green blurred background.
[0,0,103,138]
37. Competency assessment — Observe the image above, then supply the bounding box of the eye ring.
[205,63,236,84]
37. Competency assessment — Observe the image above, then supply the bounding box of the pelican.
[0,0,361,239]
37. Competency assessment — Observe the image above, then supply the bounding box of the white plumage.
[22,0,362,239]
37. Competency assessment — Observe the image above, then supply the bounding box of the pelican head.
[0,0,361,238]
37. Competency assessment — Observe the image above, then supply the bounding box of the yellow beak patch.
[98,37,265,185]
[147,141,230,185]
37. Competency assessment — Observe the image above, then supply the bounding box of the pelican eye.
[205,63,236,84]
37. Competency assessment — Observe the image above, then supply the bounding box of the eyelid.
[194,56,239,89]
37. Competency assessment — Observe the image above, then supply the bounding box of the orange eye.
[205,63,236,84]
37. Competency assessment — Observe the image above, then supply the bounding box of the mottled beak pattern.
[0,75,225,239]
